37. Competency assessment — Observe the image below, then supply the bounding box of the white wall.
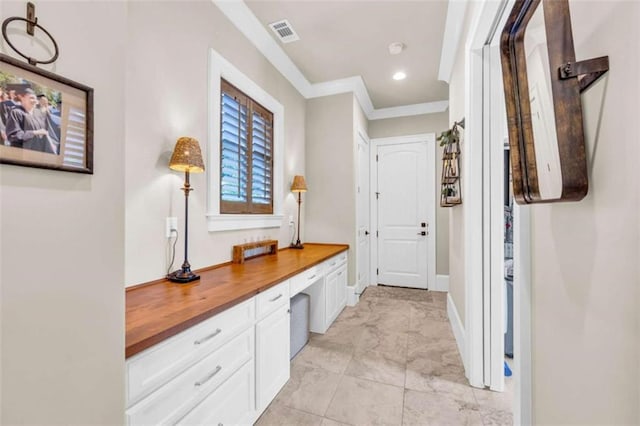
[449,1,640,421]
[124,1,306,286]
[0,1,126,423]
[530,1,640,423]
[305,93,356,285]
[368,112,450,276]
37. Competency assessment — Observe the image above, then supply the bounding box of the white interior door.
[356,133,371,294]
[376,141,430,289]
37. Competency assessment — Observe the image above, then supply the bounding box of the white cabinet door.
[336,264,348,313]
[325,269,338,324]
[256,303,290,412]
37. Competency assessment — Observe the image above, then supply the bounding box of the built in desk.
[124,243,349,425]
[125,243,349,358]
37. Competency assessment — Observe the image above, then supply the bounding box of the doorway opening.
[463,0,532,424]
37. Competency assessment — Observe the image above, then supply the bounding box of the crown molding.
[438,0,469,83]
[213,0,447,120]
[369,100,449,120]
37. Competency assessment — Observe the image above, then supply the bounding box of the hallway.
[256,286,512,425]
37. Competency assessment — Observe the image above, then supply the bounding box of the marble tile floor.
[256,285,513,426]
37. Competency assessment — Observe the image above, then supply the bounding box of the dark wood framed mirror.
[501,0,609,204]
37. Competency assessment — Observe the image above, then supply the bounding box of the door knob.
[365,231,370,236]
[417,231,427,236]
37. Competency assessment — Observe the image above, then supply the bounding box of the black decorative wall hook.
[1,2,59,66]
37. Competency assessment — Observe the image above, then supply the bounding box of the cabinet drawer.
[325,252,347,272]
[126,328,254,426]
[126,298,255,406]
[256,280,289,320]
[177,360,255,426]
[290,265,322,297]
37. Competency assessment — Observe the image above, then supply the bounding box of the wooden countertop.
[126,243,349,358]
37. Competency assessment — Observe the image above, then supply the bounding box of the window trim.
[208,49,284,232]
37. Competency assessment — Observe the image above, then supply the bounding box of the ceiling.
[244,0,450,110]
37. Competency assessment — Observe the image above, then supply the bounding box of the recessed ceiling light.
[393,71,407,81]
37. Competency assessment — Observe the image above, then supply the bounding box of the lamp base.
[290,241,304,249]
[167,269,200,283]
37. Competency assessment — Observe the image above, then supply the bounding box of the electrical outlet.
[166,217,178,237]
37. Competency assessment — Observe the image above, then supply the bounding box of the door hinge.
[375,192,380,200]
[376,154,379,162]
[376,268,379,275]
[376,230,379,237]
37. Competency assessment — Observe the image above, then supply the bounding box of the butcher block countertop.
[125,243,349,358]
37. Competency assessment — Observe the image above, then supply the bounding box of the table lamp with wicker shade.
[290,175,307,249]
[167,137,205,283]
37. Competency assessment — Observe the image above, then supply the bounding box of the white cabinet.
[325,263,348,325]
[336,263,348,315]
[325,269,339,324]
[177,361,255,426]
[303,252,348,334]
[126,298,255,406]
[126,329,254,426]
[256,303,290,412]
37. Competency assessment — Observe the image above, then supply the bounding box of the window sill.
[207,214,284,232]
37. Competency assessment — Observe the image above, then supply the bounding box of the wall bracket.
[1,2,59,66]
[559,56,610,94]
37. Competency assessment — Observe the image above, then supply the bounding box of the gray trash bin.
[290,293,310,360]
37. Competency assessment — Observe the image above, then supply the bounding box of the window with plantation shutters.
[220,79,274,214]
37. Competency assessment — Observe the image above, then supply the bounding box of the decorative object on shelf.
[1,3,59,66]
[0,53,94,173]
[290,175,307,249]
[501,0,609,204]
[232,240,278,264]
[167,137,205,283]
[439,119,464,207]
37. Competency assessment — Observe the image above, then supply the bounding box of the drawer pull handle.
[194,328,222,345]
[269,294,283,302]
[194,365,222,387]
[308,274,317,280]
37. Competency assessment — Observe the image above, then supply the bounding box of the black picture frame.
[0,53,94,174]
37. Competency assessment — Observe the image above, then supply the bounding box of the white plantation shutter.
[220,79,273,214]
[220,92,248,203]
[251,109,273,205]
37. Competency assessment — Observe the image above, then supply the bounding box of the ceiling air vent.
[268,19,300,44]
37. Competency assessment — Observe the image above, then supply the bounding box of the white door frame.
[464,0,532,425]
[370,134,436,291]
[355,129,371,294]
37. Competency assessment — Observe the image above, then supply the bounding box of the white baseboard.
[433,274,450,292]
[447,293,467,371]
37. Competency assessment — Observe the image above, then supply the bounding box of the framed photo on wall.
[0,53,93,174]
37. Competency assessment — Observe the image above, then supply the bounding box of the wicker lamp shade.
[291,175,307,192]
[169,137,205,173]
